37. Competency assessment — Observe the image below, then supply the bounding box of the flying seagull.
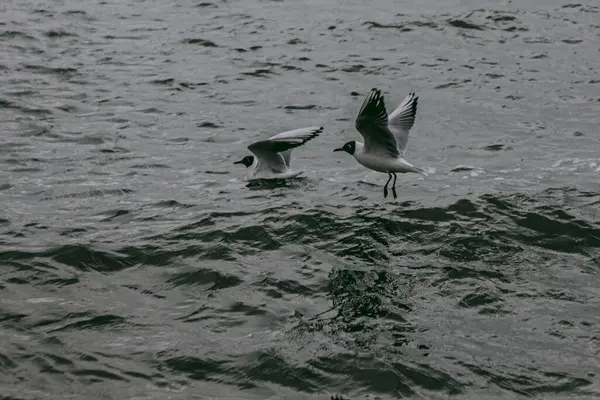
[334,88,426,199]
[234,126,323,180]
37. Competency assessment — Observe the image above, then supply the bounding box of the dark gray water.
[1,0,600,399]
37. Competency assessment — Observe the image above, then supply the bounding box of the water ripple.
[2,0,600,398]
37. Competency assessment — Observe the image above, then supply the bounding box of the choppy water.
[2,0,600,399]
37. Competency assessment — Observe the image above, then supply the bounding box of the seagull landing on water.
[234,126,323,180]
[334,88,426,199]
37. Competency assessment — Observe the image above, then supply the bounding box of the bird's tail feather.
[412,166,428,176]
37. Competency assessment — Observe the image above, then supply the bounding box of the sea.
[1,0,600,399]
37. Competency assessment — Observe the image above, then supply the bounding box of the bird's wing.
[248,126,322,171]
[387,92,418,156]
[280,150,292,168]
[354,88,400,158]
[267,126,323,145]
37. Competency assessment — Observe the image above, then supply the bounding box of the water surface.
[1,0,600,399]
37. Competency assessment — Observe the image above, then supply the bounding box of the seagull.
[234,126,323,180]
[334,88,426,199]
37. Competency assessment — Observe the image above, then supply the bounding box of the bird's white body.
[351,141,425,175]
[248,155,304,180]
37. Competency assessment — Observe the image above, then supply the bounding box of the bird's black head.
[333,141,356,155]
[233,155,254,168]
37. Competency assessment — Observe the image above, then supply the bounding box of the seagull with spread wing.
[234,126,323,180]
[334,88,426,199]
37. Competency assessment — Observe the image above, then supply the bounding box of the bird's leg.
[392,173,398,199]
[383,173,392,198]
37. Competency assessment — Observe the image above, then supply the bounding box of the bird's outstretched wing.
[354,88,399,158]
[387,92,418,156]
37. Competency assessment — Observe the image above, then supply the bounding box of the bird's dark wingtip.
[299,127,324,146]
[368,87,382,98]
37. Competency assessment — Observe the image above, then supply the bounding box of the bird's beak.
[233,159,244,164]
[333,148,343,152]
